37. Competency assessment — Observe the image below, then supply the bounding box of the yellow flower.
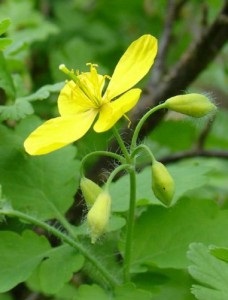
[24,34,157,155]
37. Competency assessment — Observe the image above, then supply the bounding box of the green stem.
[112,126,137,282]
[53,208,77,239]
[112,126,131,163]
[123,168,137,282]
[131,144,156,164]
[80,150,125,176]
[130,103,166,152]
[0,208,120,288]
[105,164,131,188]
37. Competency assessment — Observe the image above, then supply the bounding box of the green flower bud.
[151,161,175,206]
[80,177,102,207]
[87,190,111,243]
[164,93,216,117]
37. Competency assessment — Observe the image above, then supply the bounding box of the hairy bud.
[151,161,175,206]
[87,190,111,243]
[80,177,102,207]
[164,93,216,117]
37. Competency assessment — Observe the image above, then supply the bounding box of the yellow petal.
[105,34,157,100]
[58,81,95,116]
[94,88,141,132]
[24,110,97,155]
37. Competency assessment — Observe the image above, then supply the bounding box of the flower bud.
[164,93,216,118]
[87,190,111,243]
[151,161,175,206]
[80,177,102,207]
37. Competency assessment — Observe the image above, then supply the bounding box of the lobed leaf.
[130,198,228,270]
[0,82,64,121]
[0,117,80,220]
[0,231,84,294]
[210,246,228,263]
[0,230,51,293]
[0,100,33,121]
[27,244,84,294]
[16,82,64,103]
[188,243,228,300]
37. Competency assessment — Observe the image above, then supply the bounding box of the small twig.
[150,0,188,88]
[161,149,228,164]
[150,0,177,87]
[24,292,40,300]
[199,2,209,35]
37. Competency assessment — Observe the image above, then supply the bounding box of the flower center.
[59,63,110,109]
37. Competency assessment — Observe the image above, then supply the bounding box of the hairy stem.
[123,168,137,282]
[130,103,166,151]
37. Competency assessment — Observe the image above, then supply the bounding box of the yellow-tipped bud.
[80,177,102,208]
[87,190,111,243]
[151,161,175,206]
[164,93,216,118]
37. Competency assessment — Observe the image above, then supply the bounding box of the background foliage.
[0,0,227,299]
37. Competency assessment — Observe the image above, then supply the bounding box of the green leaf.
[210,246,228,263]
[0,293,13,300]
[115,284,152,300]
[27,244,84,294]
[74,284,109,300]
[148,118,197,153]
[0,117,80,220]
[0,38,12,51]
[133,269,195,300]
[73,284,152,300]
[0,19,12,50]
[130,198,228,269]
[0,19,11,36]
[0,2,58,55]
[0,231,84,294]
[16,82,64,102]
[110,160,211,212]
[0,99,33,121]
[0,230,50,293]
[0,82,64,121]
[188,243,228,300]
[206,110,228,149]
[0,52,15,99]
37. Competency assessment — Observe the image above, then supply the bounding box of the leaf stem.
[0,208,120,288]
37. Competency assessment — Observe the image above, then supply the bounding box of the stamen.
[86,63,98,69]
[60,63,111,109]
[123,114,132,128]
[59,64,79,83]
